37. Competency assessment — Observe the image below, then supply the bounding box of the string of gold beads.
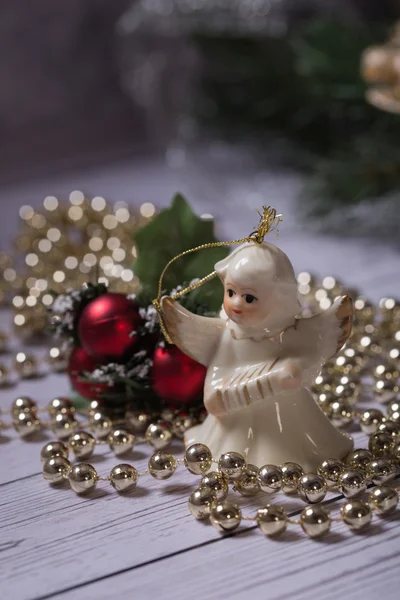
[188,487,399,538]
[39,437,400,538]
[40,436,399,507]
[0,396,201,448]
[0,346,70,386]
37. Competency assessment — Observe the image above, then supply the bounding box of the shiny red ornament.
[67,346,113,401]
[152,345,207,407]
[78,293,143,362]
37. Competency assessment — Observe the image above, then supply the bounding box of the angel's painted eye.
[227,289,235,298]
[244,294,257,304]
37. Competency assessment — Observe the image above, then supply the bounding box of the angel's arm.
[206,296,353,416]
[206,357,303,416]
[161,297,225,367]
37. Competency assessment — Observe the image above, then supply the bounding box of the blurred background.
[0,0,400,313]
[1,1,400,211]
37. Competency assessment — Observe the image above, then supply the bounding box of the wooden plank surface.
[1,158,400,600]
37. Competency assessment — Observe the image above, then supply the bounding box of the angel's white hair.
[215,242,300,332]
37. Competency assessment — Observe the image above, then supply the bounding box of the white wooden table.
[1,150,400,600]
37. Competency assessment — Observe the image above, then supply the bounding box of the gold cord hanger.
[153,207,282,343]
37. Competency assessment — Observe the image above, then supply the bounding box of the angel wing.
[161,297,225,366]
[284,294,353,381]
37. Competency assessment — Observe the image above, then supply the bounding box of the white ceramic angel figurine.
[160,237,353,471]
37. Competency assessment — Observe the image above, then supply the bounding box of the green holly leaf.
[134,194,228,311]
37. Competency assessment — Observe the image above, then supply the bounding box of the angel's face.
[223,277,268,327]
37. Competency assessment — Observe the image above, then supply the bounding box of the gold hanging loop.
[152,206,282,343]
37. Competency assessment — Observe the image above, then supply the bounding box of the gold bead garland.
[0,193,156,338]
[36,430,400,539]
[2,271,400,541]
[1,385,400,540]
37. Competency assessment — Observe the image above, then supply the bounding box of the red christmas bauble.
[67,346,113,401]
[67,346,110,400]
[78,293,143,362]
[152,345,207,407]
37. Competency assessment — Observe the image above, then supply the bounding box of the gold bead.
[256,505,287,536]
[327,398,354,427]
[298,473,327,504]
[369,486,399,515]
[13,411,41,437]
[334,352,363,375]
[368,432,394,457]
[172,412,194,439]
[341,500,372,530]
[145,421,173,450]
[345,449,373,471]
[338,469,367,498]
[234,464,260,496]
[68,431,96,459]
[392,439,400,462]
[184,443,213,475]
[359,409,386,435]
[40,440,69,462]
[148,452,177,479]
[312,372,336,392]
[200,471,229,500]
[108,429,135,456]
[353,297,375,322]
[160,407,176,422]
[188,486,216,520]
[51,412,79,440]
[43,456,72,484]
[317,458,343,487]
[218,452,246,481]
[126,411,153,433]
[374,363,400,381]
[258,464,283,493]
[334,382,361,408]
[210,501,241,533]
[389,410,400,425]
[300,506,331,538]
[12,396,37,416]
[387,400,400,416]
[88,400,102,415]
[48,346,69,372]
[68,463,98,494]
[374,378,399,404]
[377,421,400,437]
[366,458,396,485]
[280,462,304,494]
[89,412,112,439]
[48,397,75,417]
[355,335,382,356]
[110,464,138,492]
[14,352,38,378]
[315,390,337,412]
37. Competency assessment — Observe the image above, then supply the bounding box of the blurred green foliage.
[134,193,228,311]
[193,19,400,211]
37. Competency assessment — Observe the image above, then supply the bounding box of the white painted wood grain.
[53,507,400,600]
[0,436,353,600]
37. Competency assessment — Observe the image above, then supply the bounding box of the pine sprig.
[48,282,107,344]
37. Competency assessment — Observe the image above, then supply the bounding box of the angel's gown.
[163,297,354,471]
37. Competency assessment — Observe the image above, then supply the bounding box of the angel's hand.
[269,360,302,393]
[204,390,227,417]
